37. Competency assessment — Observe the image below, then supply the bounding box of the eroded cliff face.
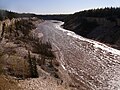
[63,16,120,50]
[39,20,120,90]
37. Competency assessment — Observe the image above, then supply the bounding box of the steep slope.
[63,7,120,50]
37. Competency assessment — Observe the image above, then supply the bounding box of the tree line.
[74,7,120,18]
[0,9,36,21]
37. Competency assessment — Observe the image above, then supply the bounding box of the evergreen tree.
[28,51,38,78]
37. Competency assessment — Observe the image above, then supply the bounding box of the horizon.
[0,0,120,14]
[1,7,120,15]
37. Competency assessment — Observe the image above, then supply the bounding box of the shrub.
[15,19,36,37]
[27,51,38,78]
[32,40,55,58]
[5,55,30,79]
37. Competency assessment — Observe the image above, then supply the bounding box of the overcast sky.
[0,0,119,14]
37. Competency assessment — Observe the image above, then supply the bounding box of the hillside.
[63,7,120,50]
[0,10,68,21]
[0,17,73,89]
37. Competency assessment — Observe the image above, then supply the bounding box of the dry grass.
[0,75,21,90]
[5,55,30,79]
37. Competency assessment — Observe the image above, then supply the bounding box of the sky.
[0,0,120,14]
